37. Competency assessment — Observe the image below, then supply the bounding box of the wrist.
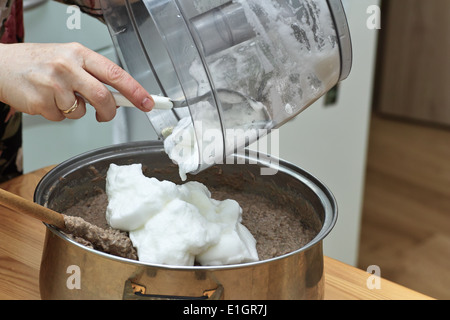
[0,43,13,104]
[0,43,13,105]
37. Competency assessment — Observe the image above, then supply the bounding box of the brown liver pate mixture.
[62,189,316,262]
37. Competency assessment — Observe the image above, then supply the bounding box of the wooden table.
[0,167,434,300]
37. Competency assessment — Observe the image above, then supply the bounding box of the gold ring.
[63,99,78,115]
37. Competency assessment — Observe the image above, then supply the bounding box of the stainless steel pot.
[34,141,337,300]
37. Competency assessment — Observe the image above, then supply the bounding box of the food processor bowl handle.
[190,1,256,57]
[327,0,353,81]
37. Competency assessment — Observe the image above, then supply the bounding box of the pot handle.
[122,280,224,300]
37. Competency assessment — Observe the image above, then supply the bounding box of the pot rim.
[35,141,338,271]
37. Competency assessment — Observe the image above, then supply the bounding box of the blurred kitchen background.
[21,0,449,299]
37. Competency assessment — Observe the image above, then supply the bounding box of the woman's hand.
[0,42,154,122]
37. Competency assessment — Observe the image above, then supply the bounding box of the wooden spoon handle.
[0,187,66,230]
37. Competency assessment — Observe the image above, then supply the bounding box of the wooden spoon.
[0,188,137,260]
[0,187,65,229]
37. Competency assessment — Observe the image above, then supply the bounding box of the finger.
[54,84,87,119]
[61,95,86,120]
[72,69,117,122]
[82,50,154,112]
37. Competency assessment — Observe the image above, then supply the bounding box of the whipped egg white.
[105,163,259,266]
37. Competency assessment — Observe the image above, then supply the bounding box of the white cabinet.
[277,0,379,266]
[22,1,119,173]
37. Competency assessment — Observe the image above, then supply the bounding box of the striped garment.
[0,0,24,182]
